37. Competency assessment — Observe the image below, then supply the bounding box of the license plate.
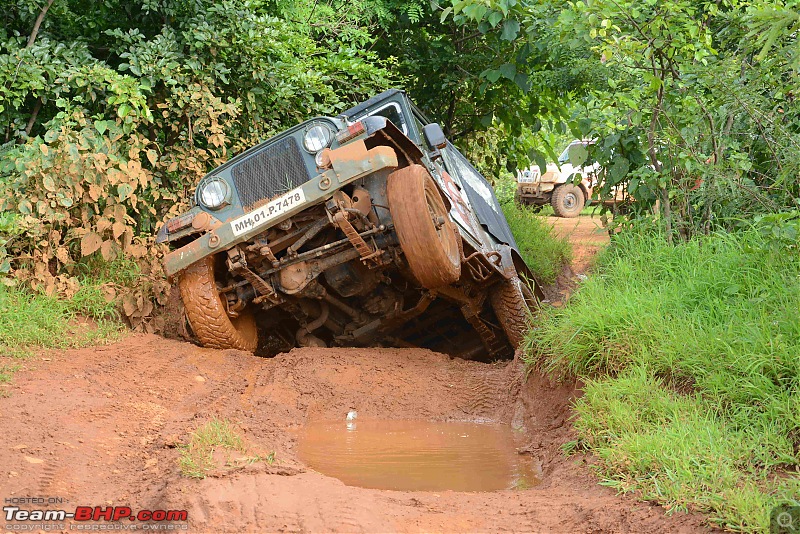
[230,187,306,237]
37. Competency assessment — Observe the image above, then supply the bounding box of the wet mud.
[0,217,711,532]
[296,419,539,492]
[0,337,709,532]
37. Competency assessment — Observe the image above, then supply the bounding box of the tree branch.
[444,94,456,138]
[24,97,42,136]
[27,0,55,49]
[453,31,483,45]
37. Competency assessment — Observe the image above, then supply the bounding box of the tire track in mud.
[1,334,710,533]
[311,490,384,533]
[37,462,57,494]
[458,366,511,418]
[455,358,523,423]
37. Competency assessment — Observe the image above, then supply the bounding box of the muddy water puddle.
[297,420,539,492]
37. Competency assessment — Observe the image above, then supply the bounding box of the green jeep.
[156,89,541,360]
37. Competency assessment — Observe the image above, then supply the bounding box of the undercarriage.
[177,170,520,361]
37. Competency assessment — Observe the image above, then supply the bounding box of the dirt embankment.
[0,216,709,533]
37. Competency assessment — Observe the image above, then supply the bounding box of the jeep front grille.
[231,137,310,211]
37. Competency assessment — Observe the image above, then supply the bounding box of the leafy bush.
[0,0,395,326]
[526,225,800,531]
[555,0,800,238]
[0,111,175,324]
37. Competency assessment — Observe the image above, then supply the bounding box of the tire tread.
[178,256,258,352]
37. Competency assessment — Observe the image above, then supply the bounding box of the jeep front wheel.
[387,164,461,289]
[178,256,258,352]
[491,275,537,349]
[551,183,584,218]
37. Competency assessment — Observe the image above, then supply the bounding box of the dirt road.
[549,214,610,275]
[0,216,708,533]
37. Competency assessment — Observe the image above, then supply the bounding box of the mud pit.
[296,419,538,492]
[1,216,708,532]
[1,335,707,532]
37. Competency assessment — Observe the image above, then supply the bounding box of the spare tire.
[387,164,461,289]
[178,256,258,351]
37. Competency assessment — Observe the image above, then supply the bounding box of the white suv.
[515,140,599,218]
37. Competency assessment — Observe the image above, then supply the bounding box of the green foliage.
[554,0,800,237]
[497,177,573,284]
[744,2,800,71]
[368,0,606,177]
[525,226,800,530]
[754,210,800,250]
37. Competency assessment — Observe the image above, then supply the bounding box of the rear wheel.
[387,164,461,289]
[178,256,258,351]
[551,183,584,218]
[491,275,537,349]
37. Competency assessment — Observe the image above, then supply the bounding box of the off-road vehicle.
[516,140,630,217]
[157,89,541,360]
[515,140,598,217]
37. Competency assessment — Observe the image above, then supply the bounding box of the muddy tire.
[491,276,536,349]
[551,183,584,218]
[387,164,461,289]
[178,256,258,352]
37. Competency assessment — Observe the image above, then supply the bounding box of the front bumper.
[163,142,398,278]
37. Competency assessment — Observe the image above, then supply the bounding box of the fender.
[361,116,424,163]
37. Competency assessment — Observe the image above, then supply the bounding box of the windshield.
[558,141,586,164]
[364,102,408,135]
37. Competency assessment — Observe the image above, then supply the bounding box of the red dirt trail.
[0,216,710,533]
[549,214,610,275]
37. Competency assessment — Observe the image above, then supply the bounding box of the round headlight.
[315,149,328,169]
[303,124,334,153]
[197,177,229,210]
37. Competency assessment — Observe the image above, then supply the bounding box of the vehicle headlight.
[303,124,334,153]
[197,176,229,210]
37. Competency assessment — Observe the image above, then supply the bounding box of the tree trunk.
[27,0,55,49]
[662,187,673,245]
[24,97,43,137]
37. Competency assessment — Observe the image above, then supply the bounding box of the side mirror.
[422,123,447,150]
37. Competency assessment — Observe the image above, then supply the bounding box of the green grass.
[178,418,275,478]
[525,226,800,532]
[0,283,124,390]
[0,363,20,383]
[502,201,573,285]
[0,284,122,354]
[0,258,133,387]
